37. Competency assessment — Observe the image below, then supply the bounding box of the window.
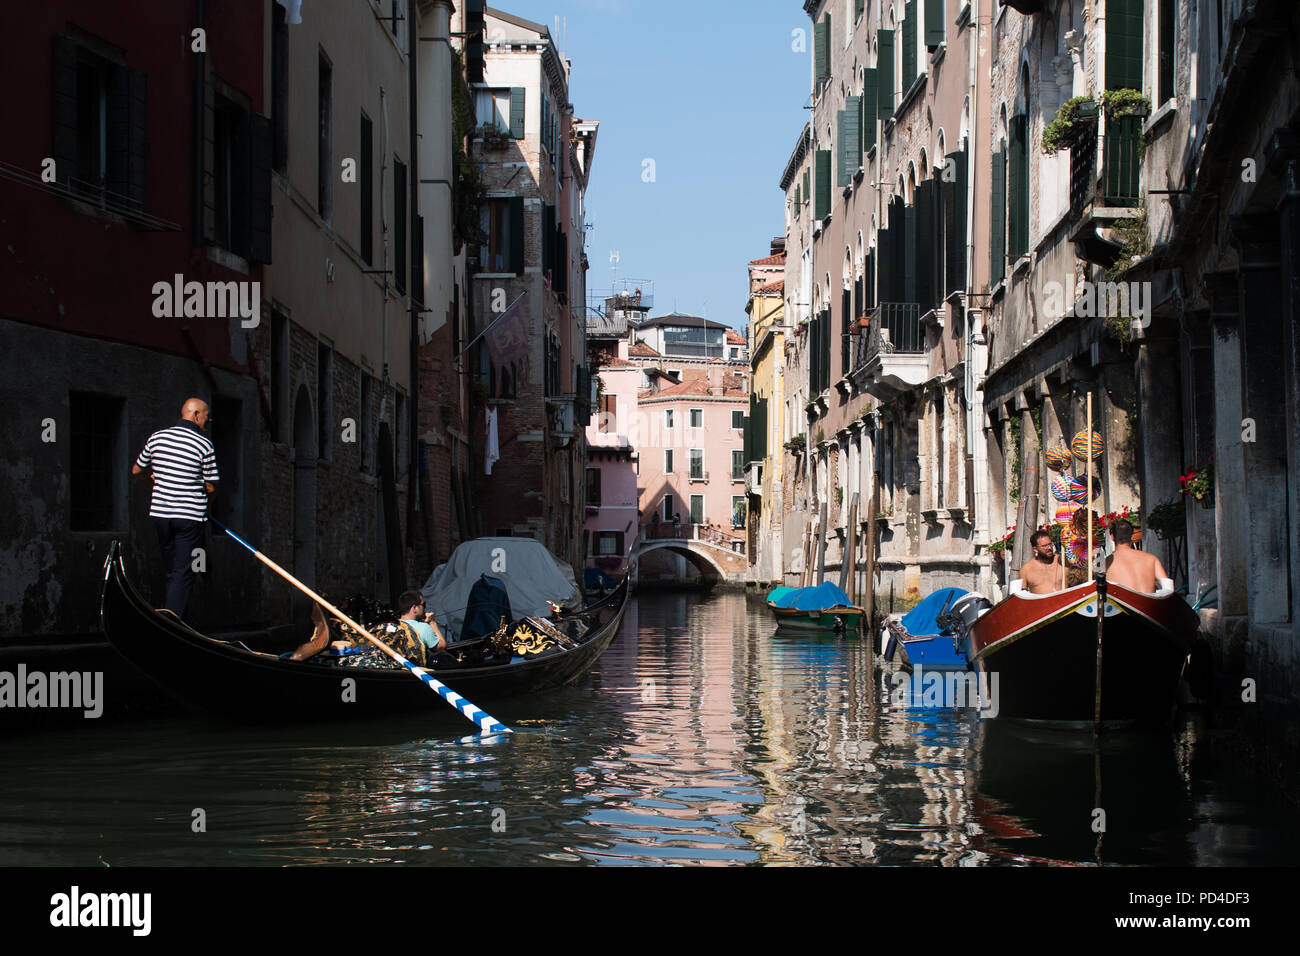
[594,531,624,555]
[664,449,674,474]
[732,410,745,430]
[689,449,704,480]
[1158,0,1175,104]
[51,36,148,212]
[394,156,407,292]
[732,496,747,528]
[317,342,333,460]
[667,369,682,379]
[689,495,704,525]
[318,50,332,221]
[475,89,510,130]
[208,94,272,263]
[598,394,617,433]
[663,494,674,520]
[664,409,674,429]
[689,408,703,429]
[479,198,523,273]
[359,113,373,264]
[732,449,744,480]
[70,391,125,531]
[586,467,601,506]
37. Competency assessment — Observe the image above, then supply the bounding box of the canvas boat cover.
[771,581,855,610]
[899,587,969,638]
[421,538,579,641]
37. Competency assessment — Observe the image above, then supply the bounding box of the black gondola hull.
[99,542,629,719]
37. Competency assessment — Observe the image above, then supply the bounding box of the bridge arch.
[634,539,745,584]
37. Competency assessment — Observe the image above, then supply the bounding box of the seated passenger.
[289,590,447,665]
[1018,529,1064,594]
[1104,519,1171,593]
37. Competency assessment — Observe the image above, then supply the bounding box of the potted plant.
[1042,96,1097,154]
[479,122,510,150]
[1101,88,1152,119]
[1098,506,1143,543]
[785,434,807,454]
[987,525,1016,563]
[1179,461,1214,508]
[1144,497,1186,539]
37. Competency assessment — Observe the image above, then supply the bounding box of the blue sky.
[500,0,811,331]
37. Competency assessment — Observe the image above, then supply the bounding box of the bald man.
[132,399,220,618]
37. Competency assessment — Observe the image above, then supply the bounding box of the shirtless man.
[1103,518,1171,593]
[1018,529,1063,594]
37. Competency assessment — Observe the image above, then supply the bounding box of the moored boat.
[99,541,630,720]
[954,579,1199,722]
[766,581,864,631]
[881,586,979,670]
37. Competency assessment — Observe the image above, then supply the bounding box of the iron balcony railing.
[852,302,924,371]
[1070,114,1142,216]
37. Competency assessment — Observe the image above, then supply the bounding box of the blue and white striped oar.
[211,518,510,735]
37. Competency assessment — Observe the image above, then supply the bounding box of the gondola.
[953,578,1199,722]
[99,541,630,719]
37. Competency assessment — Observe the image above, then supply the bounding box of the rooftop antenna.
[609,249,620,283]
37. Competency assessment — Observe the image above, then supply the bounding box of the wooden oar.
[1094,572,1107,734]
[210,519,510,735]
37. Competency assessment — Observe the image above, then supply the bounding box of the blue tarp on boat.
[765,586,796,605]
[900,587,969,637]
[771,581,855,610]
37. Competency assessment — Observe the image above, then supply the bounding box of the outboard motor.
[941,592,994,642]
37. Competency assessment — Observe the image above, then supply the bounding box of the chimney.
[618,338,628,361]
[706,362,723,395]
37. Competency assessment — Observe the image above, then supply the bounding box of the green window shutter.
[836,110,849,187]
[902,1,917,91]
[815,149,832,219]
[865,250,876,310]
[1105,0,1144,92]
[1008,115,1028,258]
[990,147,1005,283]
[916,180,934,309]
[877,30,895,120]
[508,196,525,273]
[877,226,892,302]
[925,0,945,48]
[861,68,878,152]
[903,203,917,304]
[814,18,829,87]
[509,87,526,139]
[943,150,967,294]
[856,0,865,19]
[51,35,79,188]
[802,168,810,207]
[840,97,860,185]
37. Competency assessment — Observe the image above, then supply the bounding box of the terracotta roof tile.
[748,252,787,266]
[726,329,747,344]
[754,278,784,295]
[627,341,660,357]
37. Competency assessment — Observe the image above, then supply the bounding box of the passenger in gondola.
[289,590,447,665]
[1017,529,1063,594]
[1104,519,1172,594]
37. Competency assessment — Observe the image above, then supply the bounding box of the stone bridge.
[634,533,748,584]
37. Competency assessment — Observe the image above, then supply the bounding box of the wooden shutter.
[903,203,917,304]
[839,98,860,186]
[394,157,407,292]
[925,0,945,48]
[359,114,373,264]
[51,36,78,188]
[945,150,967,293]
[509,87,526,139]
[856,0,865,19]
[556,226,569,302]
[916,180,934,309]
[902,1,917,91]
[861,68,878,152]
[877,30,895,120]
[542,204,555,281]
[802,168,810,206]
[1008,115,1027,258]
[106,66,147,211]
[877,226,892,303]
[248,112,273,263]
[815,149,831,219]
[203,71,216,244]
[814,19,829,88]
[990,147,1005,283]
[1106,0,1144,92]
[865,250,876,310]
[508,196,524,273]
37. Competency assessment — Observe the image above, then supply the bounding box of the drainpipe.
[191,0,206,248]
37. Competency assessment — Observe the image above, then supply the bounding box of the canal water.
[1,590,1296,866]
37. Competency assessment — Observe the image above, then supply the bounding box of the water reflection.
[0,590,1295,865]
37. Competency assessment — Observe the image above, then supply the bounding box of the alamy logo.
[49,886,151,936]
[151,274,261,328]
[0,665,103,718]
[1040,277,1151,330]
[885,664,999,718]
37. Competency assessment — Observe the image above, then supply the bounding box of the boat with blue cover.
[882,587,987,671]
[766,581,864,631]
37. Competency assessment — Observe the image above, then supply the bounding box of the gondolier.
[131,398,219,619]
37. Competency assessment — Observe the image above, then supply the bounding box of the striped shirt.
[135,420,219,521]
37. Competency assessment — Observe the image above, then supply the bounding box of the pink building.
[636,363,748,538]
[583,343,640,578]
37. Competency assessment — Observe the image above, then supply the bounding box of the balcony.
[745,461,762,496]
[849,303,928,400]
[546,395,576,446]
[1069,114,1144,265]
